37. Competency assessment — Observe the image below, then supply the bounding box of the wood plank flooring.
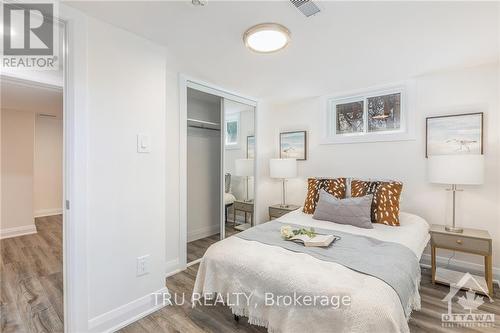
[124,267,500,333]
[3,217,500,332]
[186,224,239,263]
[1,215,64,333]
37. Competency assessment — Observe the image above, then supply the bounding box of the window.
[225,113,240,147]
[325,85,411,144]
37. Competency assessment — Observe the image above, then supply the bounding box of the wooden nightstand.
[269,204,301,220]
[233,200,254,228]
[430,224,493,296]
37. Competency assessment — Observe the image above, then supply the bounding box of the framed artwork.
[247,135,255,159]
[225,112,240,147]
[280,131,307,160]
[426,112,483,158]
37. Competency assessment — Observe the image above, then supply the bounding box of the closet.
[185,86,256,264]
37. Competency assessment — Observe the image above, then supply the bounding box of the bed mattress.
[193,209,430,333]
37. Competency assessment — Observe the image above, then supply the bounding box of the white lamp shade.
[235,159,254,177]
[428,155,484,185]
[270,158,297,179]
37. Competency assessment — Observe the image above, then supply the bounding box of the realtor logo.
[1,1,58,70]
[441,272,495,328]
[3,3,53,55]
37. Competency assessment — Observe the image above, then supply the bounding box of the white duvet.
[193,210,430,333]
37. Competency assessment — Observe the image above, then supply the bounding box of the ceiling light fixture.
[243,23,291,54]
[191,0,207,6]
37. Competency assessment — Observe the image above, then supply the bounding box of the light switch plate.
[137,134,151,153]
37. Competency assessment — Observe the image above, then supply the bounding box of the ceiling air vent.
[290,0,321,17]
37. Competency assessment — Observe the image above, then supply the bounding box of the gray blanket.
[235,221,420,316]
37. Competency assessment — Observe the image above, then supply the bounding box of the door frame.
[179,74,259,269]
[58,5,90,333]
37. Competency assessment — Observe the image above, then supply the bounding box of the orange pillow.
[351,180,403,226]
[303,178,346,214]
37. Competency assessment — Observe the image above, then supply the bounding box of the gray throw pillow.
[313,189,373,229]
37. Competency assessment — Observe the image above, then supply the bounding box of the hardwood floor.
[1,215,63,333]
[124,267,500,333]
[186,224,240,263]
[2,218,499,333]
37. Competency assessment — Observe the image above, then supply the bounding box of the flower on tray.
[280,225,316,240]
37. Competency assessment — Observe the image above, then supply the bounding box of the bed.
[193,208,430,333]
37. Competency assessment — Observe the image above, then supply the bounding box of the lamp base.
[445,225,463,233]
[279,204,291,209]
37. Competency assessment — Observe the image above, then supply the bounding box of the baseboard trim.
[420,253,500,286]
[187,225,219,242]
[0,225,37,239]
[34,208,63,218]
[88,287,169,333]
[187,258,202,267]
[165,259,181,276]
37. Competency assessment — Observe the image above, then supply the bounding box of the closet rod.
[188,125,221,132]
[187,118,220,126]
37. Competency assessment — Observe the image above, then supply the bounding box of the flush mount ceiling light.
[243,23,291,54]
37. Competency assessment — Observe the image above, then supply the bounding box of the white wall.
[256,63,500,277]
[34,116,63,217]
[187,94,221,242]
[84,16,169,327]
[0,109,36,235]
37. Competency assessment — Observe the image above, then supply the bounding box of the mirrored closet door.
[223,99,255,235]
[186,87,255,265]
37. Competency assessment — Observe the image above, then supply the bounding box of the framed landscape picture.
[280,131,307,160]
[426,112,483,158]
[247,135,255,159]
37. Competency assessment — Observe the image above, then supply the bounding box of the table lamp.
[428,154,484,233]
[270,158,297,208]
[235,158,254,202]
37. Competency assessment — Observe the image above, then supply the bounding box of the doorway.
[0,18,67,333]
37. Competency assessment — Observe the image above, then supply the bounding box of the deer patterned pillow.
[303,178,346,214]
[351,180,403,226]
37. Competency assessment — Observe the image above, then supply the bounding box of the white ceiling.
[1,79,63,117]
[68,1,499,102]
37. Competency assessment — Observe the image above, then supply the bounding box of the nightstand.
[430,224,493,296]
[269,204,301,220]
[233,200,254,228]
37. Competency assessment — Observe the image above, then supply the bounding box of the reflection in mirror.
[224,99,255,234]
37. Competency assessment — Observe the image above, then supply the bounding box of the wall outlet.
[136,255,150,276]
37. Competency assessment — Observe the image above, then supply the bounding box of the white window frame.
[224,112,240,149]
[322,82,415,144]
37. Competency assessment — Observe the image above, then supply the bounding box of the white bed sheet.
[193,210,430,333]
[278,209,430,260]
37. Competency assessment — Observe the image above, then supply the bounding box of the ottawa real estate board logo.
[2,1,58,70]
[441,272,495,328]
